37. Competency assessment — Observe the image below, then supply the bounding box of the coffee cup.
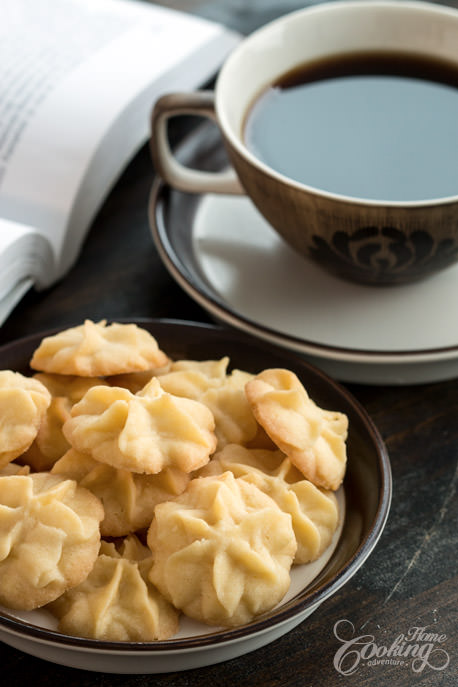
[150,0,458,285]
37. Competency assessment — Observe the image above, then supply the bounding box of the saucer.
[149,123,458,385]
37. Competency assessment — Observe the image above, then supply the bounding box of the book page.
[0,0,238,283]
[0,278,33,327]
[0,218,53,299]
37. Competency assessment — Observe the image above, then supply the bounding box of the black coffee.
[243,51,458,201]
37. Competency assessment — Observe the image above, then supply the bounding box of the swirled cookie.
[52,448,189,537]
[157,357,229,398]
[159,364,258,449]
[245,369,348,490]
[200,444,339,564]
[20,396,71,471]
[199,369,258,449]
[32,373,105,403]
[106,366,170,394]
[0,462,30,476]
[148,471,296,627]
[20,374,105,472]
[0,371,51,468]
[49,535,179,641]
[0,473,103,610]
[30,320,169,377]
[63,379,217,474]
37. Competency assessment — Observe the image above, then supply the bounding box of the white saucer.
[149,128,458,385]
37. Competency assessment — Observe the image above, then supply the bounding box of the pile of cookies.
[0,320,348,641]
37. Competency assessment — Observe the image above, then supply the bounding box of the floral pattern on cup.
[310,227,458,284]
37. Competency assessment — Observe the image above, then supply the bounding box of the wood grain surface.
[1,2,457,685]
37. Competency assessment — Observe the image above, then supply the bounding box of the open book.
[0,0,240,325]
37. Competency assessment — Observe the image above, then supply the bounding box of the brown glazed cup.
[151,0,458,285]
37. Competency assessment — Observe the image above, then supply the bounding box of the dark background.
[1,2,457,685]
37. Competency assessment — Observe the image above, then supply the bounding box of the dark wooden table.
[1,2,457,685]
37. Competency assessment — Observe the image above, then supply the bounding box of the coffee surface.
[243,52,458,202]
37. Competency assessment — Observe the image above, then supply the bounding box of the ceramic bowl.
[0,319,391,673]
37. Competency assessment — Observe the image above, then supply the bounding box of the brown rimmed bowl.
[0,319,391,673]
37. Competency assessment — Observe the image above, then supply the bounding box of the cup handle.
[150,91,244,194]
